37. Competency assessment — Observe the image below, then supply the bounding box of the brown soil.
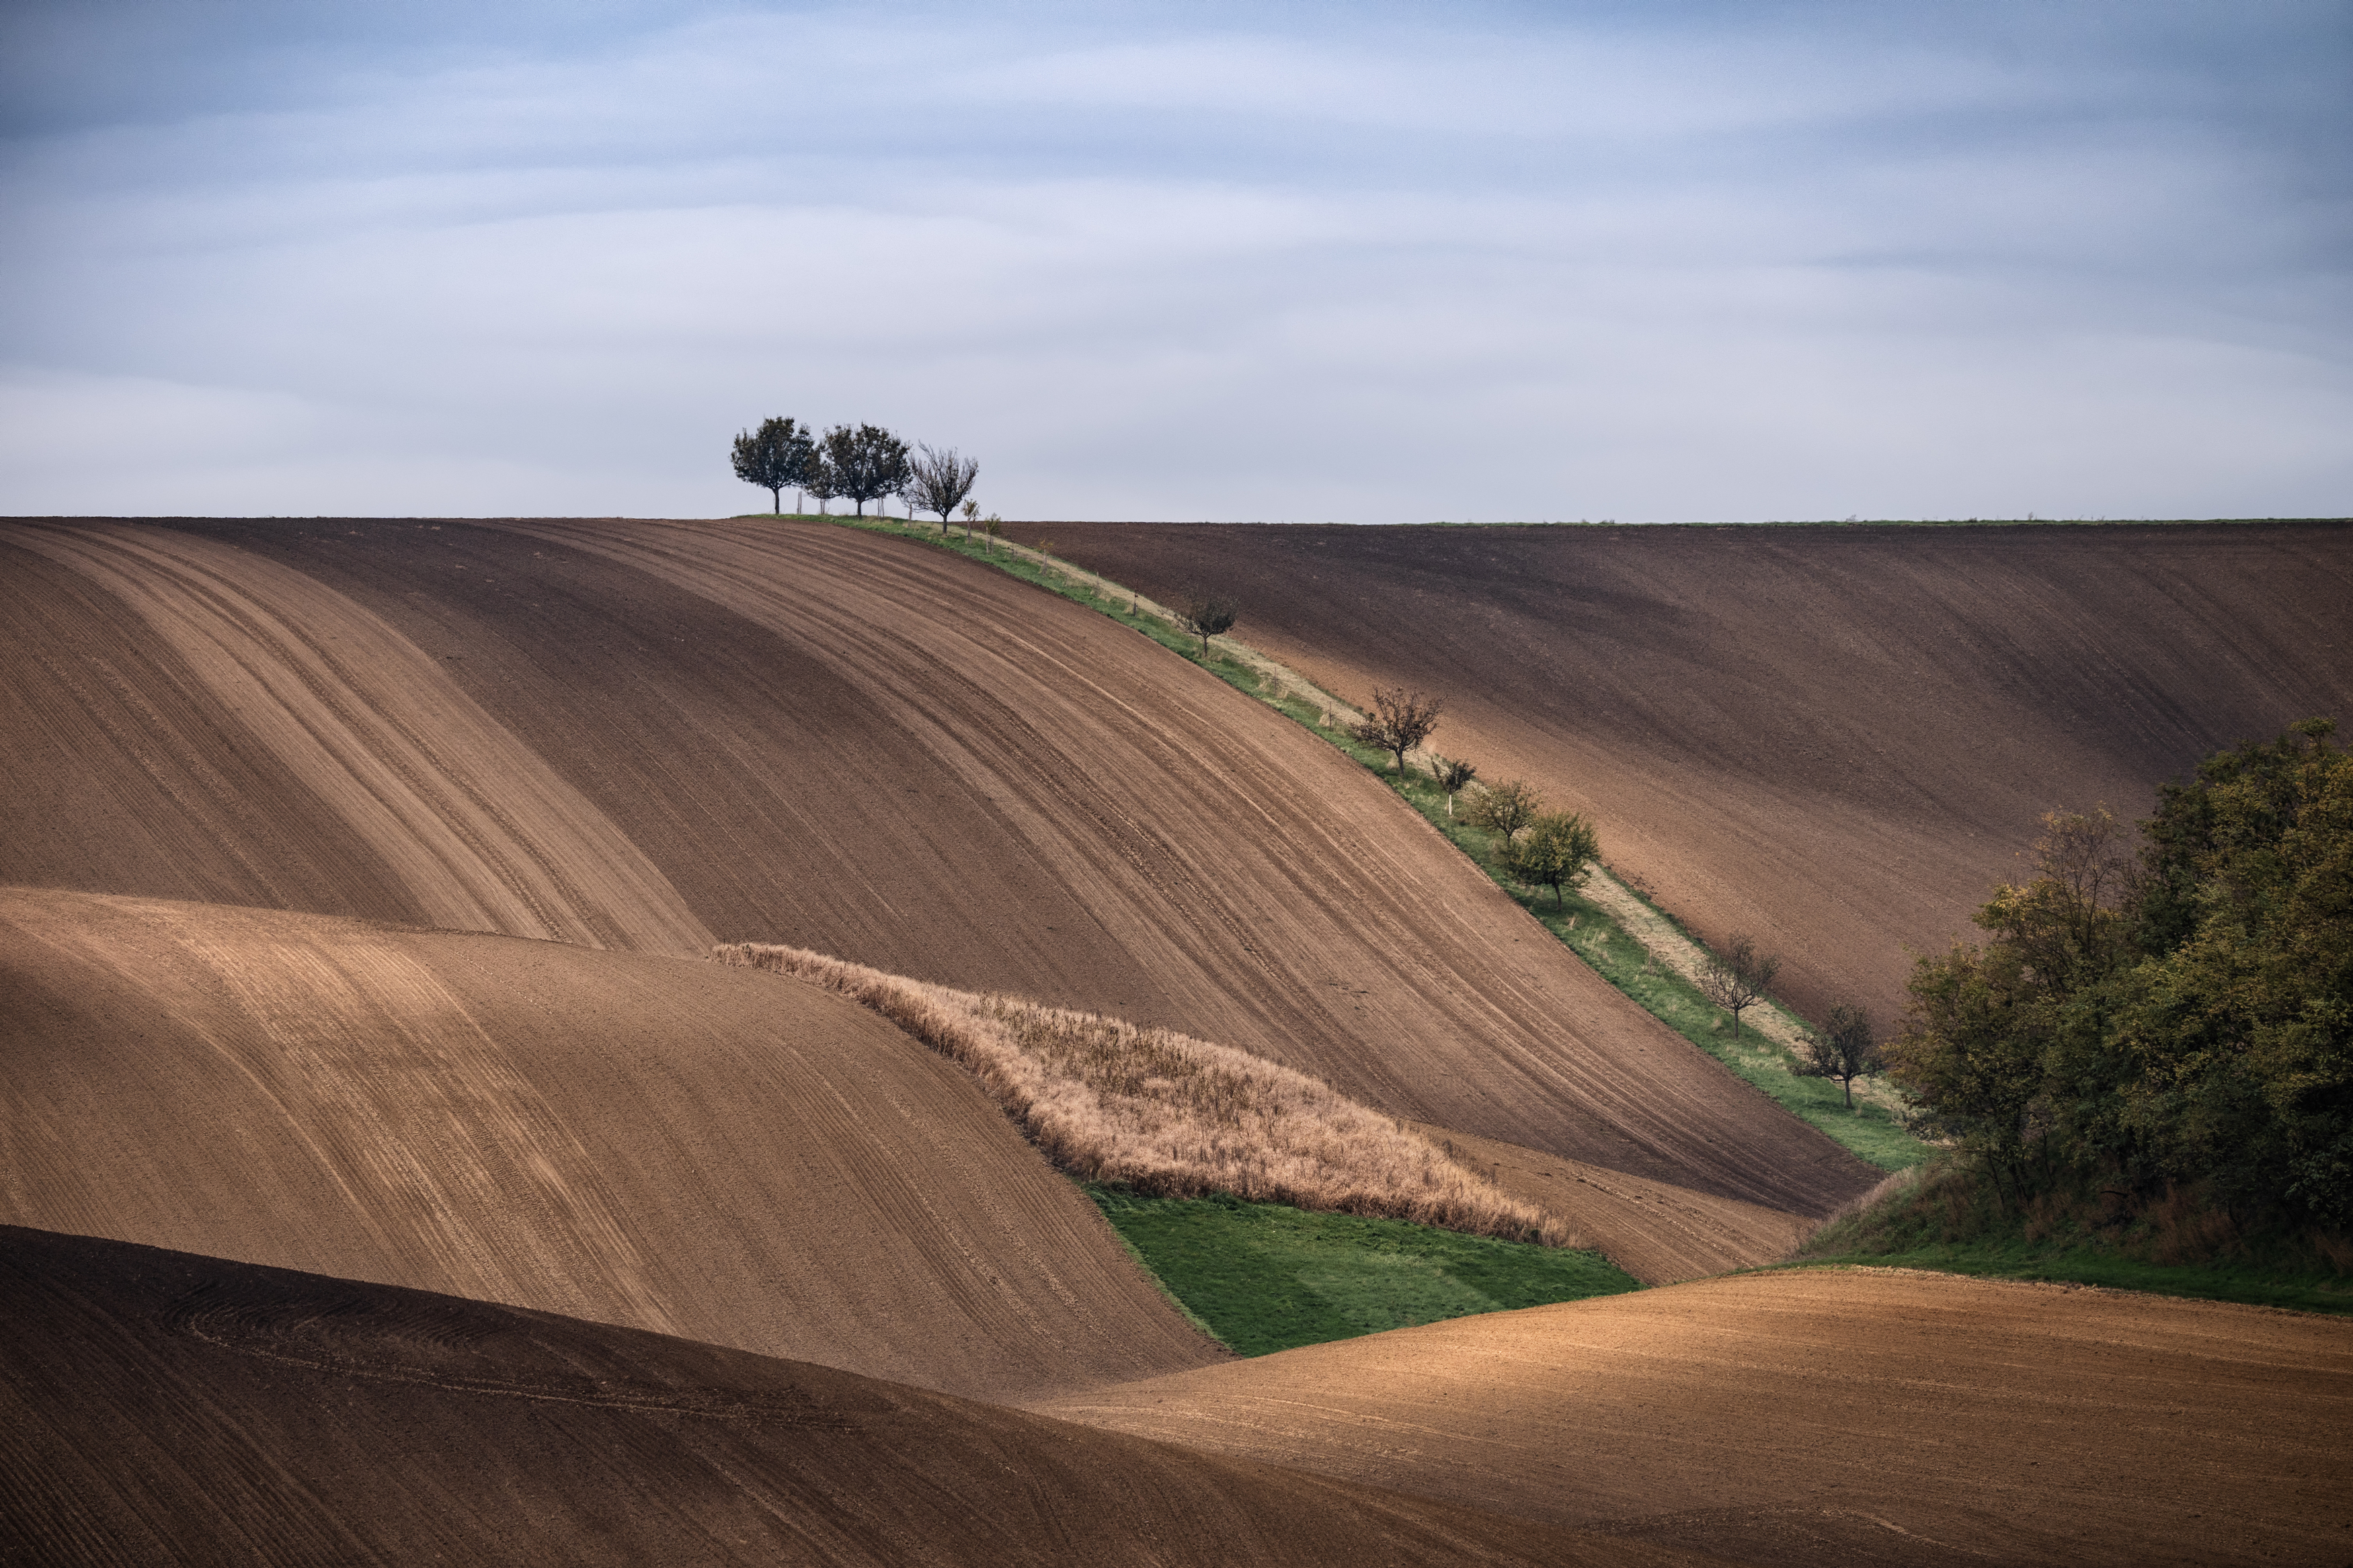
[1044,521,2353,1026]
[1039,1266,2353,1567]
[1,1225,1719,1568]
[1,516,1874,1219]
[0,887,1218,1402]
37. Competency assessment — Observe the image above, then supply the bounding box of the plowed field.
[0,887,1217,1401]
[1,516,1874,1220]
[1,1227,1708,1568]
[1046,522,2353,1025]
[1040,1266,2353,1567]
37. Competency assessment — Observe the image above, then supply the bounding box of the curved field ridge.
[1,522,711,952]
[1047,521,2353,1026]
[1,1227,1718,1568]
[3,515,1875,1220]
[720,942,1571,1245]
[0,887,1218,1401]
[1039,1266,2353,1567]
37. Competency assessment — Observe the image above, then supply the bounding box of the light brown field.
[1039,1266,2353,1567]
[0,886,1218,1401]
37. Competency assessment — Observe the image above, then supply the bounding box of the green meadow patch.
[1086,1184,1640,1356]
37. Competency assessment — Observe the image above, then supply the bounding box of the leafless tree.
[1350,686,1443,775]
[1697,933,1781,1040]
[1432,756,1478,817]
[1796,1003,1883,1108]
[908,444,980,533]
[1175,587,1239,657]
[1468,778,1542,843]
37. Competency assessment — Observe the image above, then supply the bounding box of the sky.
[2,0,2348,522]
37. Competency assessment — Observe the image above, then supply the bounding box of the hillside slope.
[1,1227,1709,1568]
[1048,522,2353,1026]
[1,516,1874,1218]
[0,888,1218,1401]
[1040,1266,2353,1568]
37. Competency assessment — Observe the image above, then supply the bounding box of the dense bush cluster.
[1890,719,2352,1229]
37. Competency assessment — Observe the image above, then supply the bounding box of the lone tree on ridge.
[1697,933,1781,1040]
[822,423,914,516]
[908,444,981,533]
[1432,756,1478,817]
[1796,1003,1883,1109]
[1468,778,1542,844]
[1175,587,1240,658]
[731,416,815,513]
[1351,686,1443,776]
[1499,811,1599,908]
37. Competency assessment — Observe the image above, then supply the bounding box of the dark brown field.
[1047,521,2353,1025]
[1,1227,1693,1568]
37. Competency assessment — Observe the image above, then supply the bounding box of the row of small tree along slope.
[732,415,984,528]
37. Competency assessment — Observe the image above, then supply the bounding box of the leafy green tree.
[1499,811,1599,907]
[1796,1003,1884,1110]
[1697,934,1780,1041]
[1468,779,1541,845]
[1888,722,2352,1226]
[730,416,814,513]
[804,449,844,513]
[822,423,914,516]
[1349,686,1442,776]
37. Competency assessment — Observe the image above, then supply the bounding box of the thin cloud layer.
[3,0,2346,520]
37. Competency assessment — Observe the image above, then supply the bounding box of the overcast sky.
[3,0,2347,522]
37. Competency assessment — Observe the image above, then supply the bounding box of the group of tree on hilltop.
[731,415,980,528]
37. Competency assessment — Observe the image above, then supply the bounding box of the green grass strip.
[809,511,1927,1171]
[1085,1184,1641,1356]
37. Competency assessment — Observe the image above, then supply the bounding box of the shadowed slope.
[1049,522,2353,1026]
[0,1227,1718,1568]
[1039,1267,2353,1568]
[8,515,1873,1218]
[0,888,1217,1401]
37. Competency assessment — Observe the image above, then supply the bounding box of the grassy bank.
[1086,1185,1640,1356]
[1785,1159,2353,1316]
[807,509,1928,1173]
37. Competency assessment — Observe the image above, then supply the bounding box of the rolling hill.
[2,515,1875,1223]
[1039,1264,2353,1567]
[0,887,1216,1401]
[1,1225,1710,1568]
[1046,521,2353,1027]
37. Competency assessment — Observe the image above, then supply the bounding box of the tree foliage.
[908,444,980,532]
[1796,1003,1883,1109]
[1349,686,1443,776]
[730,416,815,513]
[1499,811,1599,907]
[1696,933,1780,1040]
[1889,719,2353,1226]
[821,423,914,516]
[1468,778,1541,844]
[1174,588,1239,658]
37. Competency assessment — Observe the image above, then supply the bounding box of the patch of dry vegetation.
[717,943,1573,1246]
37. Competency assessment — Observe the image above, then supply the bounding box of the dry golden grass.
[717,944,1573,1246]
